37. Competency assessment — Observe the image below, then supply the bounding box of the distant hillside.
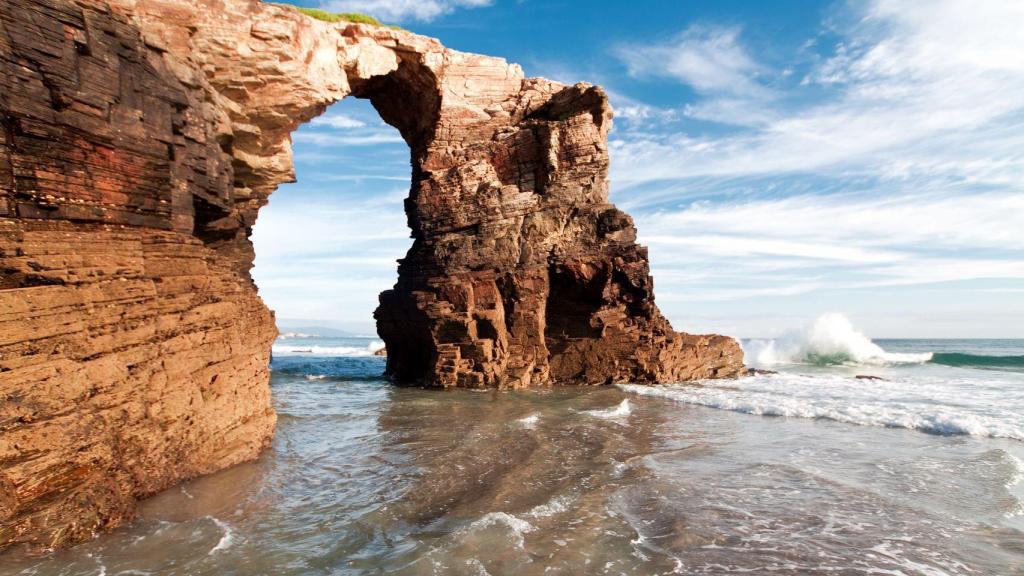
[276,322,356,338]
[275,318,381,337]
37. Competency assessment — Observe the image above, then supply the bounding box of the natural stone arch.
[121,0,744,389]
[0,0,743,551]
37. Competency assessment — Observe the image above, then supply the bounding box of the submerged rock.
[0,0,743,551]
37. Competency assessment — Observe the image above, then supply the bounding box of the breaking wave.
[272,341,384,357]
[619,374,1024,441]
[743,313,932,366]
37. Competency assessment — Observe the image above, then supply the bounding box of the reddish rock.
[0,0,744,552]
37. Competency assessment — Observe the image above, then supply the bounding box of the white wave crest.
[743,313,932,366]
[209,517,235,554]
[582,399,632,419]
[272,341,385,357]
[1007,454,1024,518]
[279,331,320,339]
[619,375,1024,441]
[1009,454,1024,489]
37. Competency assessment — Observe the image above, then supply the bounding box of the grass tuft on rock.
[295,7,382,25]
[273,4,401,28]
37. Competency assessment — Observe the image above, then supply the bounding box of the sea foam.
[517,413,540,428]
[619,372,1024,441]
[743,313,932,366]
[272,341,385,357]
[462,512,535,549]
[581,399,632,419]
[208,517,236,554]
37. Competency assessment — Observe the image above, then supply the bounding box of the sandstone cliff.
[0,0,744,551]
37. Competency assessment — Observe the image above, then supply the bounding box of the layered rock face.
[0,0,743,551]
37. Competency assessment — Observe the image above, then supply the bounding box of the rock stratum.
[0,0,744,552]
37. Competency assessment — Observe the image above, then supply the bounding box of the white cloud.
[311,113,366,129]
[615,103,677,124]
[614,26,768,97]
[644,192,1024,252]
[681,98,778,127]
[320,0,491,22]
[636,190,1024,305]
[251,188,411,324]
[609,0,1024,188]
[608,1,1024,335]
[293,130,405,146]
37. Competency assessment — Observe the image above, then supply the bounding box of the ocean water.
[4,316,1024,575]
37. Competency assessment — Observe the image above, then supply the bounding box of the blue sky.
[251,0,1024,338]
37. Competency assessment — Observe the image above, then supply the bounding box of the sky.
[251,0,1024,338]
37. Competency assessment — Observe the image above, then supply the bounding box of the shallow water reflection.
[3,356,1023,575]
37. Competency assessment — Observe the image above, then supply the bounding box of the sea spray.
[743,313,932,366]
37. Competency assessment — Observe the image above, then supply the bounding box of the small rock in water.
[374,347,387,357]
[747,368,778,376]
[855,374,886,381]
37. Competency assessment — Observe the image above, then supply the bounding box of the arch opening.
[251,96,412,344]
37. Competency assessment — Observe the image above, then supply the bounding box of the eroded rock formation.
[0,0,743,551]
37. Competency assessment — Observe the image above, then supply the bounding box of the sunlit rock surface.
[0,0,743,551]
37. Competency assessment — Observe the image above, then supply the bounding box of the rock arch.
[0,0,743,551]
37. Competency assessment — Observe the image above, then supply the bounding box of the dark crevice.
[544,262,606,342]
[0,267,66,290]
[191,193,235,244]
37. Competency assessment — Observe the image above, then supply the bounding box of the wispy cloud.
[311,113,366,129]
[293,130,405,146]
[637,190,1024,304]
[252,187,410,323]
[600,0,1024,335]
[320,0,491,22]
[609,0,1024,188]
[614,25,769,98]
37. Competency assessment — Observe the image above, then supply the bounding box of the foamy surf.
[525,495,573,519]
[517,413,540,428]
[272,341,385,357]
[1007,454,1024,518]
[208,518,236,554]
[1007,454,1024,489]
[581,399,632,419]
[462,512,535,549]
[619,373,1024,441]
[743,313,932,366]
